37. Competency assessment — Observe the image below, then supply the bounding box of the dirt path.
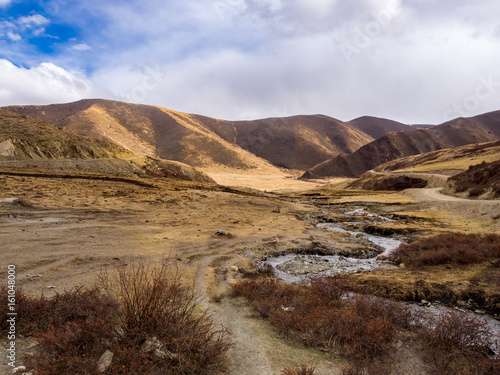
[404,188,500,232]
[193,255,273,375]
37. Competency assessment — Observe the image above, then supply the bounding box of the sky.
[0,0,499,124]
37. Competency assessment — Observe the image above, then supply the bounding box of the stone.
[97,350,114,373]
[376,255,389,262]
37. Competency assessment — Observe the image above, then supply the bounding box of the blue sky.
[1,0,500,124]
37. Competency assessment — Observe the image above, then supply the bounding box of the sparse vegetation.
[347,175,428,191]
[233,271,500,375]
[0,261,231,374]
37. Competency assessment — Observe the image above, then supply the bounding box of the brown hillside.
[196,114,375,170]
[0,109,214,183]
[4,100,286,172]
[4,100,422,172]
[445,160,500,199]
[301,111,500,179]
[0,109,133,160]
[348,116,414,139]
[374,140,500,173]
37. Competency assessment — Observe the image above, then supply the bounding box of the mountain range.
[3,99,500,178]
[3,99,425,173]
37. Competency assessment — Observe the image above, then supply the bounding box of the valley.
[0,101,499,374]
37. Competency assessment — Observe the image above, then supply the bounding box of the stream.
[264,207,403,284]
[261,206,500,355]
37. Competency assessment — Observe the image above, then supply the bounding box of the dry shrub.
[241,262,275,279]
[425,311,498,375]
[390,232,500,269]
[281,364,316,375]
[8,261,231,375]
[232,276,408,365]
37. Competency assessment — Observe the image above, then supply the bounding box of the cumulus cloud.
[0,0,12,7]
[0,60,93,106]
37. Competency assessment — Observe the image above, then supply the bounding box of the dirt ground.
[1,169,498,374]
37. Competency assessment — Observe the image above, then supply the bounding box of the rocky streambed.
[263,207,405,283]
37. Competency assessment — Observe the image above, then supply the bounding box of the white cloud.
[6,31,21,41]
[0,0,12,7]
[17,14,50,28]
[72,43,92,51]
[0,60,93,106]
[1,0,500,125]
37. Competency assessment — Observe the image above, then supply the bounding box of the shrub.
[390,232,500,269]
[232,276,407,363]
[424,311,498,375]
[7,261,231,375]
[281,364,316,375]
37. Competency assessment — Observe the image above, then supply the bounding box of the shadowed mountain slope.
[301,111,500,179]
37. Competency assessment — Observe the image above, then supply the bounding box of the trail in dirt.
[404,187,500,232]
[195,255,274,375]
[406,187,499,203]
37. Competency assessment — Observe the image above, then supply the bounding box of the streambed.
[264,207,404,283]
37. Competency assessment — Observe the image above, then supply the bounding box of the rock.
[474,309,486,315]
[395,340,404,350]
[12,366,27,373]
[230,266,239,272]
[215,230,226,236]
[97,350,114,373]
[141,337,163,352]
[399,263,405,268]
[154,349,179,362]
[376,255,389,262]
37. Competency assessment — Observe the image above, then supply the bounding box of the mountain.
[0,109,214,183]
[0,108,133,160]
[348,116,420,139]
[4,99,421,172]
[301,111,500,179]
[195,114,377,170]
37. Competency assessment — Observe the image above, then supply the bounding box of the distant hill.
[0,109,214,183]
[348,116,420,139]
[197,114,378,170]
[301,111,500,179]
[4,99,422,171]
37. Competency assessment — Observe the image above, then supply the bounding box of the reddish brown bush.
[424,311,498,375]
[281,364,316,375]
[232,276,406,364]
[7,261,231,375]
[390,232,500,268]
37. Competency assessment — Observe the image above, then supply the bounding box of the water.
[263,221,403,283]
